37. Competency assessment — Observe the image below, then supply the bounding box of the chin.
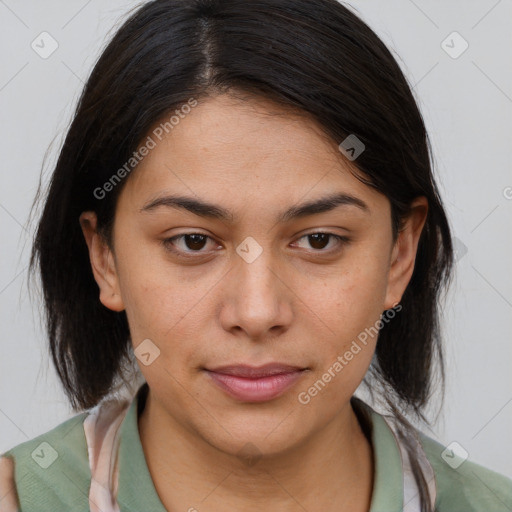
[194,409,310,462]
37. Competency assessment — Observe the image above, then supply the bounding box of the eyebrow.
[140,192,370,222]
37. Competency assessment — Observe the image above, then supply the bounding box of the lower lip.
[205,370,305,402]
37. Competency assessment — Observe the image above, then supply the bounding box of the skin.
[80,92,428,512]
[0,456,18,510]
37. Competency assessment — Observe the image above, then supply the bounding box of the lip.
[204,364,307,402]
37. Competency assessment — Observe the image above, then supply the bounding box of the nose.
[219,243,294,341]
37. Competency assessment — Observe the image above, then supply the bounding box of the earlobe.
[383,197,428,310]
[79,211,125,312]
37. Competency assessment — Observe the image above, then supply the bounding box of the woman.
[1,0,511,511]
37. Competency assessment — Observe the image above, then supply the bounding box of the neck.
[138,388,374,512]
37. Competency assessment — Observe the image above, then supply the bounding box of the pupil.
[309,233,329,250]
[186,234,206,250]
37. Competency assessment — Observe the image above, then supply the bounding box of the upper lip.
[205,363,306,378]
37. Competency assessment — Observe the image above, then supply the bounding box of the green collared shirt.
[2,384,511,511]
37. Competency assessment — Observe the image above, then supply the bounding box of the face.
[80,92,427,457]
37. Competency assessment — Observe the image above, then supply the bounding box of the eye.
[163,233,218,257]
[292,232,350,252]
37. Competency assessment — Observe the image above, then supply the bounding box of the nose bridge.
[226,235,291,333]
[235,235,278,299]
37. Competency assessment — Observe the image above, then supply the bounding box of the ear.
[79,211,125,312]
[383,196,429,310]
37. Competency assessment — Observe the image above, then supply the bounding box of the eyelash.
[162,232,350,259]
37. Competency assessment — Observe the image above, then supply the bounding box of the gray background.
[1,0,511,479]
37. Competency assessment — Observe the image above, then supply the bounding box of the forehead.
[118,93,385,215]
[146,93,341,170]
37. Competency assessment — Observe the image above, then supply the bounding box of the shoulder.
[417,431,512,512]
[1,411,91,511]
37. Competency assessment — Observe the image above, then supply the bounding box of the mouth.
[203,363,309,402]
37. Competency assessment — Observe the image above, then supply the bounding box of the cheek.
[309,252,389,339]
[115,246,216,366]
[121,276,206,342]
